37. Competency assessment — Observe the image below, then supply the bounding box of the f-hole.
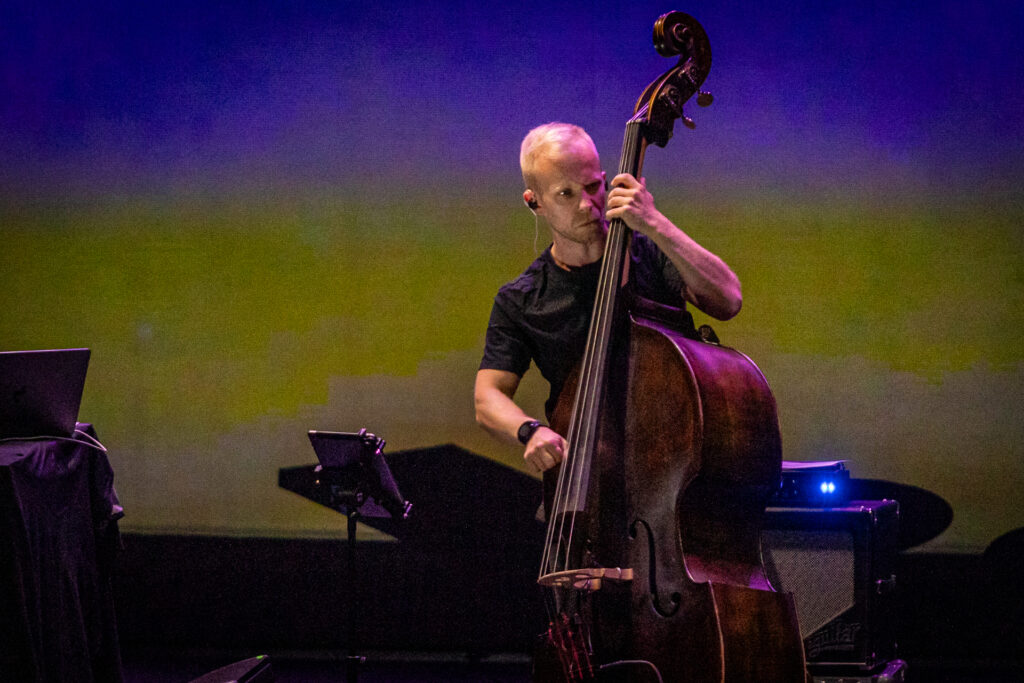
[630,518,682,617]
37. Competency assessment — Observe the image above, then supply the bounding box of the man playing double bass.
[474,122,742,470]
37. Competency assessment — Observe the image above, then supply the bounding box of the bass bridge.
[537,566,635,591]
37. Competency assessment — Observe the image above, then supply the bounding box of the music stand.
[307,428,410,683]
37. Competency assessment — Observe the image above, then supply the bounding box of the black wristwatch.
[517,419,544,445]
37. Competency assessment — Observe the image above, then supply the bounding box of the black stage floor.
[121,649,1024,683]
[121,649,531,683]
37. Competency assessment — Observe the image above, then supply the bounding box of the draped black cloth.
[0,424,123,683]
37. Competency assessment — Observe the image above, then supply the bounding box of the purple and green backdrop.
[2,1,1021,552]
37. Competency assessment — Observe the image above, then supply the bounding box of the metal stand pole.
[345,510,365,683]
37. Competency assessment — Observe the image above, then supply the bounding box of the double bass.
[535,12,807,683]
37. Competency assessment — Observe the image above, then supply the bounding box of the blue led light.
[828,482,836,494]
[820,482,829,494]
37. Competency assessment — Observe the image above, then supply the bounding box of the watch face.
[518,420,540,444]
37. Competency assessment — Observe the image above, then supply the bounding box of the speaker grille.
[762,529,855,637]
[762,500,898,668]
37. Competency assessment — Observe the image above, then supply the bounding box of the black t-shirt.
[480,233,688,415]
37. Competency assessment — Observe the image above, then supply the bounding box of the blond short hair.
[519,122,597,189]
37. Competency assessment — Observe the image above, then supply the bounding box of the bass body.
[540,300,806,682]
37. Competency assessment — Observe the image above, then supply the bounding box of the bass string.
[539,121,644,578]
[556,122,641,573]
[540,236,615,575]
[545,214,624,575]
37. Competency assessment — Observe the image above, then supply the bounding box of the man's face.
[533,140,607,245]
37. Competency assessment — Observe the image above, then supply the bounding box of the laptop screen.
[0,348,90,439]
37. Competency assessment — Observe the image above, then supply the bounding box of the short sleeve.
[479,295,532,377]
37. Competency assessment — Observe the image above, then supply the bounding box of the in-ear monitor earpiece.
[525,189,539,210]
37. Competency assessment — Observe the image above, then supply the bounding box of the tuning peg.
[697,90,714,107]
[682,112,696,130]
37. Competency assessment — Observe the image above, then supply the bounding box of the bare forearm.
[647,214,742,320]
[474,385,534,444]
[474,369,566,472]
[606,174,742,320]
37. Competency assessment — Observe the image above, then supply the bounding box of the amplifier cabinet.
[761,500,899,669]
